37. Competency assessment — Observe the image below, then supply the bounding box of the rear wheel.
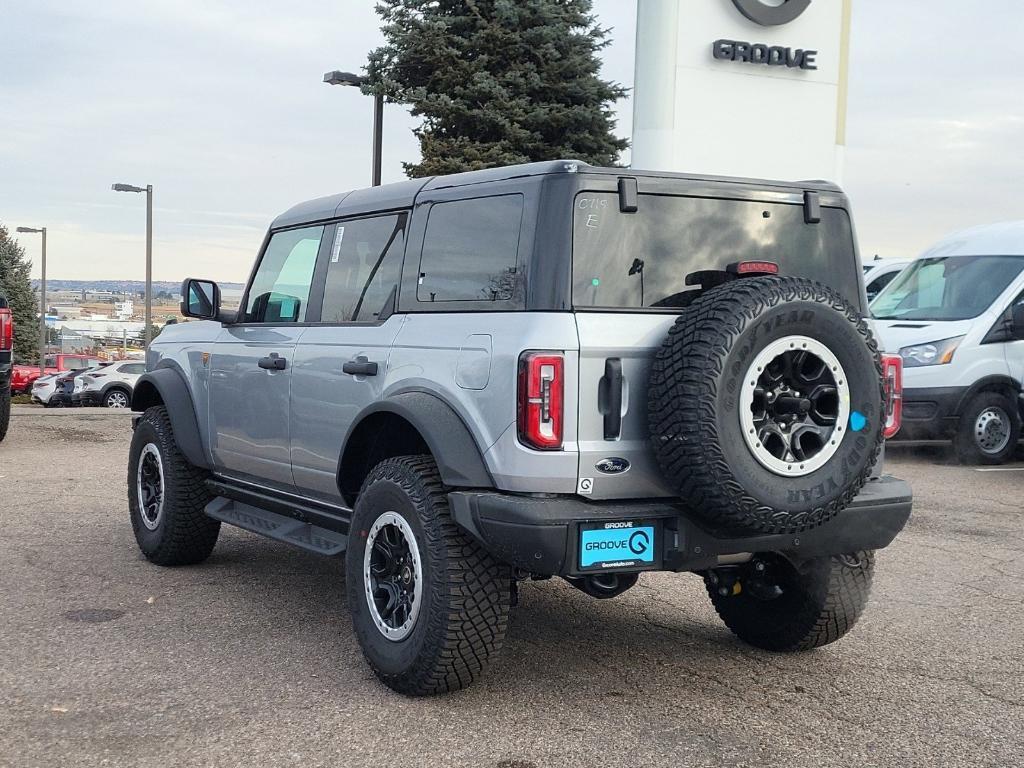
[705,551,874,652]
[104,388,130,409]
[953,392,1020,465]
[346,456,512,695]
[127,405,219,565]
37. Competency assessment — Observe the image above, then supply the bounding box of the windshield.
[871,254,1024,320]
[572,193,861,309]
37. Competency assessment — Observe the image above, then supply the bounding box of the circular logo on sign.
[628,530,650,556]
[732,0,812,26]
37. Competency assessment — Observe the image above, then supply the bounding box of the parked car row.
[9,353,104,394]
[30,360,145,408]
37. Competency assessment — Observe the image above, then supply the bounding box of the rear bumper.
[892,386,966,440]
[73,392,102,406]
[449,476,912,577]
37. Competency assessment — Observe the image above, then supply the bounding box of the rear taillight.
[517,352,564,450]
[881,354,903,439]
[0,310,12,351]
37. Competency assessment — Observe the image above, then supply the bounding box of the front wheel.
[127,405,219,565]
[705,551,874,652]
[346,456,512,695]
[953,392,1021,465]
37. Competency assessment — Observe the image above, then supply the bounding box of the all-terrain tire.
[648,276,884,535]
[346,456,512,696]
[127,405,219,565]
[0,386,10,442]
[953,391,1021,465]
[705,550,875,652]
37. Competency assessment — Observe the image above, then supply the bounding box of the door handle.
[258,353,287,371]
[599,358,623,440]
[343,356,379,376]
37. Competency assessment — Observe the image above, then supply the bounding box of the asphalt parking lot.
[1,407,1021,768]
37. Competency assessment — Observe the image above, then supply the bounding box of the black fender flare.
[342,392,493,489]
[955,375,1022,415]
[131,367,209,469]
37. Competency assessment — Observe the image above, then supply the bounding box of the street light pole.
[372,93,383,187]
[16,226,47,377]
[323,70,383,187]
[145,185,153,348]
[111,182,154,348]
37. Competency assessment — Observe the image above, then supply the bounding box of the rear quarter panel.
[388,312,581,493]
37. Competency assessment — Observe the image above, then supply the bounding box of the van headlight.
[898,336,964,367]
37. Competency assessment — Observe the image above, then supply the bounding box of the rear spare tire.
[649,276,883,534]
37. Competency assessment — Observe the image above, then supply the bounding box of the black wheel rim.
[136,443,164,530]
[363,512,422,641]
[740,335,849,476]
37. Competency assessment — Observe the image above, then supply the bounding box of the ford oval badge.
[595,457,630,475]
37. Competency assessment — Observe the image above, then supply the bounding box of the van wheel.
[954,392,1021,465]
[127,406,220,565]
[346,456,512,696]
[705,551,874,651]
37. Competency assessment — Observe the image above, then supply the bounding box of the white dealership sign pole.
[632,0,852,182]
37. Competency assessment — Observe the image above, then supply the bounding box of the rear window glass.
[572,193,859,309]
[418,195,524,302]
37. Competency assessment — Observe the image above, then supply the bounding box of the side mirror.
[1011,303,1024,340]
[180,278,221,320]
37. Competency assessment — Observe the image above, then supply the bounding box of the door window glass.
[245,225,324,322]
[320,215,405,323]
[417,195,524,302]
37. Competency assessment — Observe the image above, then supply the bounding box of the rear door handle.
[343,356,379,376]
[258,353,287,371]
[599,358,623,440]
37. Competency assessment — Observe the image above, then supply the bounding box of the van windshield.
[572,193,860,309]
[871,255,1024,321]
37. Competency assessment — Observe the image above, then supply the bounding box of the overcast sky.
[2,0,1022,281]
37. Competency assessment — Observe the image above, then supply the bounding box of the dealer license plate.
[579,521,656,570]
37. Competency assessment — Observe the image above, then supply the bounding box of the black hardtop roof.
[270,160,843,229]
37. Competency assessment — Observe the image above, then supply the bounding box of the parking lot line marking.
[973,466,1024,472]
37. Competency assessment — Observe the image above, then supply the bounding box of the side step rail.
[205,497,347,556]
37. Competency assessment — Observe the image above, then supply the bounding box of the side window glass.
[417,195,524,302]
[245,225,324,323]
[320,215,405,323]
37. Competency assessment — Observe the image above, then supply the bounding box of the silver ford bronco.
[127,161,911,695]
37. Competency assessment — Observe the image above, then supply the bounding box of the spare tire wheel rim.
[363,511,423,642]
[974,407,1010,454]
[739,334,850,477]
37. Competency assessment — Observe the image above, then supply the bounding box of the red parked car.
[9,353,102,394]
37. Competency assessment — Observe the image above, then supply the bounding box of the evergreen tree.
[367,0,628,177]
[0,222,40,364]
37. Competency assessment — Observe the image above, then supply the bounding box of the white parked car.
[863,258,910,303]
[30,373,63,406]
[74,360,147,408]
[872,221,1024,464]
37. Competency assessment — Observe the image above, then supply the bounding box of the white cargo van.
[872,221,1024,463]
